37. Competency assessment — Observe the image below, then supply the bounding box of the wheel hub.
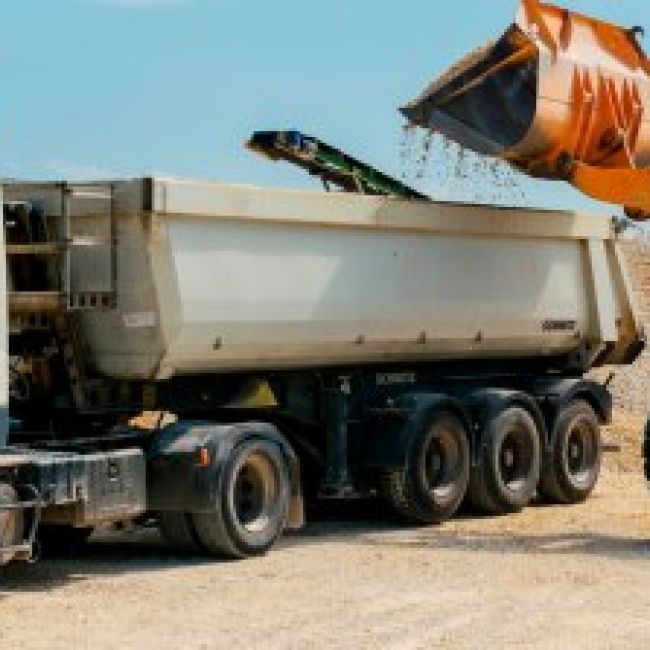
[233,452,280,534]
[503,447,515,469]
[566,421,596,480]
[570,441,581,462]
[423,425,463,499]
[498,427,534,491]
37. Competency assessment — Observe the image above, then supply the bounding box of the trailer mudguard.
[531,377,612,423]
[146,421,302,518]
[461,388,549,464]
[361,392,472,470]
[528,377,613,454]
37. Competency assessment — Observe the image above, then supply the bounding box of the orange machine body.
[402,0,650,218]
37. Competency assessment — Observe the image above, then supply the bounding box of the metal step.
[6,243,67,256]
[9,291,67,313]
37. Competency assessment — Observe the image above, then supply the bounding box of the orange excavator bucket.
[402,1,650,218]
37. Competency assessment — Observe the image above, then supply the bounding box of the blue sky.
[2,0,648,213]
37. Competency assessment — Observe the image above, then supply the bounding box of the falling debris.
[399,125,529,206]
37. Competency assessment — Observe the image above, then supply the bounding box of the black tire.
[0,484,23,564]
[159,513,205,555]
[381,410,470,524]
[191,439,291,559]
[538,400,602,504]
[37,525,93,556]
[467,406,541,514]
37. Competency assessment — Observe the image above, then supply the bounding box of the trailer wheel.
[381,410,470,524]
[467,406,540,514]
[159,513,204,554]
[192,439,291,559]
[538,400,602,504]
[0,484,23,564]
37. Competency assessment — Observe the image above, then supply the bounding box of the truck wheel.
[0,484,23,564]
[467,406,540,514]
[192,440,291,559]
[538,400,602,504]
[159,513,204,554]
[381,411,470,524]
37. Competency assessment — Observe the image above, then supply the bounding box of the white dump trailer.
[0,177,643,562]
[4,178,641,376]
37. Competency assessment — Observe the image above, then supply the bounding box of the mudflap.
[146,421,304,529]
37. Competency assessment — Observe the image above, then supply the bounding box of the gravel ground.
[2,423,650,650]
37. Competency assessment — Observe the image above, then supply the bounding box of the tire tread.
[538,400,601,505]
[466,406,540,515]
[380,468,422,523]
[380,410,470,525]
[159,513,205,555]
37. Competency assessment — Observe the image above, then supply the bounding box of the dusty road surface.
[3,416,650,650]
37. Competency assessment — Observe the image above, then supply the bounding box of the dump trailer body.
[3,178,642,380]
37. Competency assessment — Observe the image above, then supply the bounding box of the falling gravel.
[399,124,529,206]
